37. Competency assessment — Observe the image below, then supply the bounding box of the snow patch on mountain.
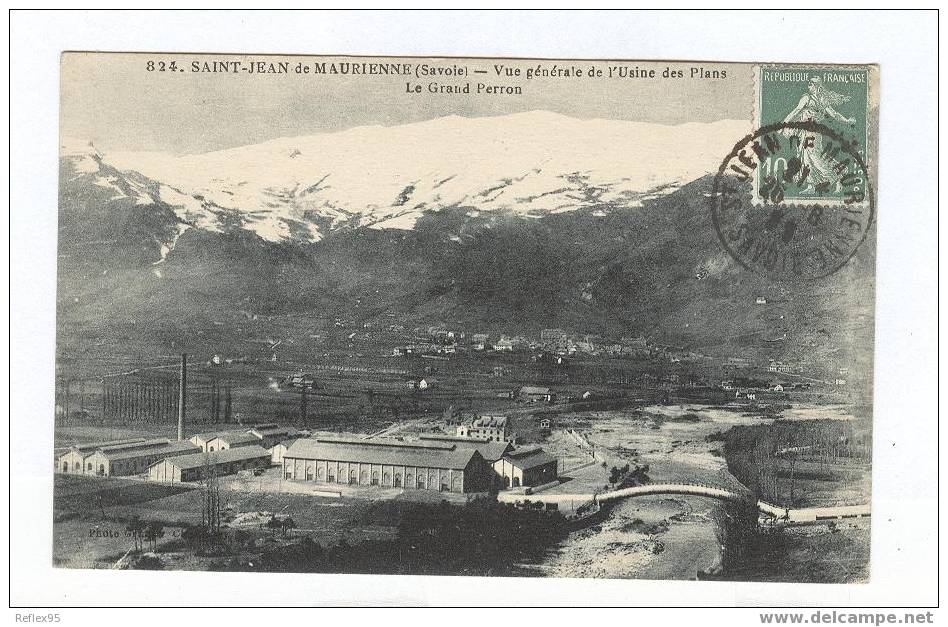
[66,112,751,244]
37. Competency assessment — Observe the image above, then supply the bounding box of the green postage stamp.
[755,65,870,206]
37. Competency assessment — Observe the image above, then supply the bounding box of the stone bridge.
[497,481,870,524]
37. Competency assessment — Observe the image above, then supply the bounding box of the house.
[285,373,317,390]
[769,384,785,392]
[518,386,554,404]
[494,447,558,488]
[540,328,569,350]
[456,415,510,442]
[407,378,435,390]
[535,352,568,366]
[755,296,768,305]
[147,445,271,483]
[471,333,490,351]
[493,336,514,352]
[768,360,796,374]
[539,417,553,431]
[280,437,494,493]
[85,440,199,476]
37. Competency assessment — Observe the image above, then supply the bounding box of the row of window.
[284,463,462,491]
[63,461,105,475]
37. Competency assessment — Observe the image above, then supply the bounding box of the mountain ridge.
[64,112,751,245]
[56,113,873,384]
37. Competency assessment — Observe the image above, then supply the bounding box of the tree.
[266,515,283,536]
[201,454,221,536]
[126,518,146,553]
[144,521,165,552]
[281,517,297,536]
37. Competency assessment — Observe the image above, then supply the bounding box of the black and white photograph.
[51,53,876,582]
[8,9,940,612]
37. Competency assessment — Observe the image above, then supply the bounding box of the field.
[53,473,408,570]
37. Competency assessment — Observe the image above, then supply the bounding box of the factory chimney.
[177,353,187,441]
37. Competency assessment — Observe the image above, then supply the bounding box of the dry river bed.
[532,403,859,579]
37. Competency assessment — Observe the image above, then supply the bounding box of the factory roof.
[285,438,481,470]
[210,431,261,446]
[98,438,171,453]
[249,425,298,438]
[99,440,199,462]
[519,386,551,395]
[158,445,270,470]
[189,431,225,442]
[67,437,148,452]
[417,435,513,462]
[503,447,557,470]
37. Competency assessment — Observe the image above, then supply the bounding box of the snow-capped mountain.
[64,112,749,244]
[56,113,873,382]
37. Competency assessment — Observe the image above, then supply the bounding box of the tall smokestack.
[177,353,187,441]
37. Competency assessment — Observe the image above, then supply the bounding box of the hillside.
[56,113,875,382]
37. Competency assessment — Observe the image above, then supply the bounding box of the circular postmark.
[710,120,874,280]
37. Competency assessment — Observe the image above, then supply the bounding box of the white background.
[6,8,941,615]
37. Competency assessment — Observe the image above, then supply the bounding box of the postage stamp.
[753,64,871,207]
[710,120,875,280]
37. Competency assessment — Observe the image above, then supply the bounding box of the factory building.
[493,447,558,488]
[188,432,221,451]
[56,438,149,473]
[189,424,298,452]
[418,434,516,489]
[84,439,199,476]
[518,386,555,403]
[268,439,298,465]
[205,431,259,451]
[282,438,493,493]
[58,449,96,474]
[248,423,300,449]
[56,438,199,476]
[147,445,270,483]
[418,435,513,466]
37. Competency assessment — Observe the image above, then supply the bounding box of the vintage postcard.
[55,53,877,582]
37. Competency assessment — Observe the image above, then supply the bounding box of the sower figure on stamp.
[781,77,857,195]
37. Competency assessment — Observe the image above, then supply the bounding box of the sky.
[60,53,754,154]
